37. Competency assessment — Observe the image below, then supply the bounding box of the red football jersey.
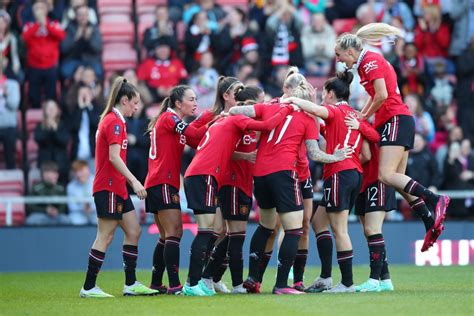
[322,102,364,180]
[220,131,258,197]
[137,58,187,88]
[253,103,319,177]
[145,109,207,190]
[361,141,380,192]
[185,107,292,184]
[357,50,412,128]
[296,144,310,181]
[186,110,215,148]
[93,109,129,199]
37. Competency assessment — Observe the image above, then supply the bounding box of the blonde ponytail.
[355,23,402,46]
[336,23,402,51]
[283,66,306,92]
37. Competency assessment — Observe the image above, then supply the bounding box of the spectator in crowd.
[0,58,20,169]
[22,0,65,108]
[60,4,102,80]
[264,64,288,98]
[435,124,463,172]
[262,3,304,83]
[138,36,187,102]
[442,140,474,217]
[301,13,335,77]
[428,60,454,109]
[399,42,425,95]
[126,99,149,187]
[189,51,218,111]
[21,0,66,26]
[123,68,153,107]
[67,84,100,168]
[26,160,70,225]
[294,0,327,24]
[213,7,257,76]
[449,0,473,59]
[235,37,262,80]
[380,0,416,31]
[168,0,192,22]
[412,0,452,18]
[0,0,23,34]
[0,10,22,81]
[61,0,97,28]
[67,159,96,225]
[184,11,219,72]
[143,5,176,56]
[34,99,70,184]
[407,133,441,190]
[182,0,226,28]
[455,37,474,143]
[324,0,366,23]
[414,4,452,75]
[64,65,104,111]
[405,93,435,143]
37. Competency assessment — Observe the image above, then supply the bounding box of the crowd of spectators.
[0,0,472,225]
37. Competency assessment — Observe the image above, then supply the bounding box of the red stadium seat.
[26,109,42,137]
[0,169,24,195]
[100,21,135,44]
[100,13,131,23]
[27,136,39,168]
[0,193,26,226]
[136,0,166,16]
[97,0,132,15]
[332,18,358,35]
[138,13,155,44]
[102,43,137,72]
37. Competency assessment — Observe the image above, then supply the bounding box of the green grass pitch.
[1,265,473,315]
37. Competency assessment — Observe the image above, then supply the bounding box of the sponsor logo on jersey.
[363,60,378,74]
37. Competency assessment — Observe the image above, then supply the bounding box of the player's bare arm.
[361,79,388,119]
[229,105,256,117]
[305,139,353,163]
[282,97,329,119]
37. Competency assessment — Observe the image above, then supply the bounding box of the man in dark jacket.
[60,4,102,80]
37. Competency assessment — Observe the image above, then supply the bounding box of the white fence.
[1,191,474,226]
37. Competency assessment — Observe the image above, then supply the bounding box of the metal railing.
[1,190,474,226]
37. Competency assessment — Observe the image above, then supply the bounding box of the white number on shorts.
[381,122,391,140]
[324,187,331,202]
[149,127,157,159]
[369,186,378,202]
[267,115,293,144]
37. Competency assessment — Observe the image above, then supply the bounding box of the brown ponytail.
[100,76,138,122]
[212,76,242,116]
[147,85,193,132]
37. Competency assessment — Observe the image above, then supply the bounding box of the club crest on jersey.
[239,205,249,215]
[114,124,121,135]
[242,134,256,145]
[171,193,180,204]
[116,203,123,214]
[363,60,378,74]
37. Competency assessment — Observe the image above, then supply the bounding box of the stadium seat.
[25,109,42,137]
[100,21,135,44]
[136,0,166,16]
[0,192,26,226]
[27,136,39,168]
[28,167,41,192]
[97,0,132,15]
[332,18,358,35]
[138,13,155,44]
[102,43,137,72]
[0,169,24,195]
[99,13,130,23]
